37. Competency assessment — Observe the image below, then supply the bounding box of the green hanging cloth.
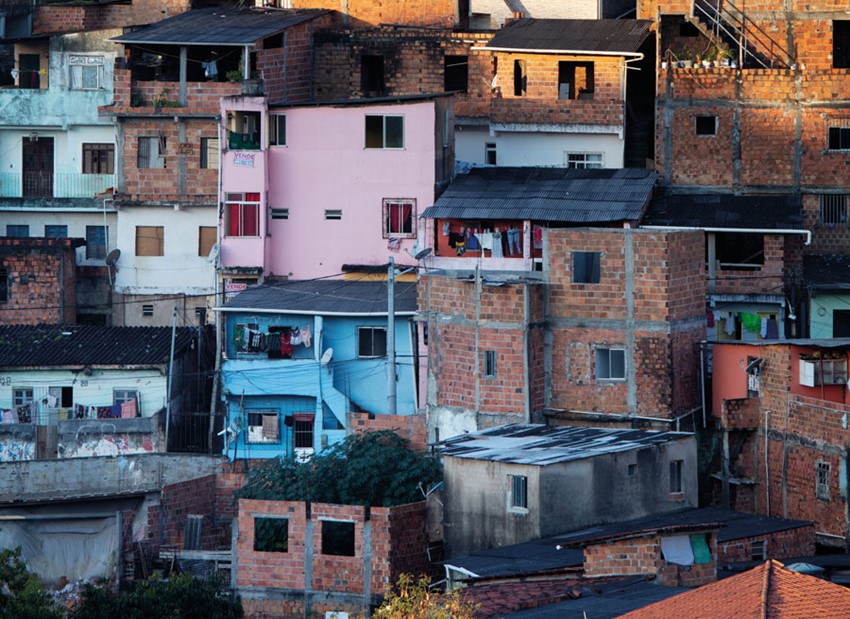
[741,312,761,334]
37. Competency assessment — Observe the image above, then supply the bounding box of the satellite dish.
[320,348,333,364]
[414,247,433,260]
[206,242,220,263]
[105,248,121,266]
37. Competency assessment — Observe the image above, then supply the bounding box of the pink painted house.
[219,94,454,280]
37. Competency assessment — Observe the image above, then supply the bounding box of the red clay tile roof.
[617,560,850,618]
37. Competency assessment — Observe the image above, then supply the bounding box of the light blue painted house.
[217,280,421,460]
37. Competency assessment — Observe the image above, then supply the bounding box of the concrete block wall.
[0,238,79,325]
[718,525,816,563]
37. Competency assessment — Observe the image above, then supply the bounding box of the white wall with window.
[455,129,623,167]
[0,210,116,267]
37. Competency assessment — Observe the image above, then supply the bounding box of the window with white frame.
[247,411,280,443]
[595,347,625,380]
[566,152,603,169]
[819,194,849,225]
[365,115,404,149]
[358,327,387,358]
[816,461,830,500]
[69,55,104,90]
[13,388,33,407]
[383,199,415,238]
[113,389,139,406]
[508,474,528,510]
[225,193,261,237]
[270,115,286,146]
[485,142,497,165]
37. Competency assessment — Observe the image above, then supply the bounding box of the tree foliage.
[71,573,242,619]
[369,574,477,619]
[0,547,62,619]
[237,430,442,507]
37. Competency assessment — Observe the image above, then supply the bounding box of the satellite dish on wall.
[414,247,433,260]
[320,348,333,364]
[206,243,220,263]
[105,248,121,266]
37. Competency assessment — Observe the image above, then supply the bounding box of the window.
[485,142,497,165]
[195,307,206,325]
[44,225,67,238]
[358,327,387,358]
[670,459,684,493]
[135,226,164,256]
[628,464,637,477]
[0,268,7,303]
[113,389,139,416]
[254,517,288,552]
[227,111,261,150]
[86,225,107,260]
[200,137,219,169]
[715,232,763,269]
[361,55,385,96]
[484,350,497,378]
[508,474,528,510]
[325,209,342,220]
[198,226,216,258]
[365,115,404,149]
[69,55,104,90]
[573,251,601,283]
[142,304,154,317]
[834,21,850,68]
[47,386,73,408]
[271,208,289,220]
[247,411,280,443]
[13,388,33,407]
[751,540,766,561]
[816,461,830,500]
[820,194,848,225]
[513,59,527,96]
[828,125,850,150]
[444,55,469,93]
[6,225,29,238]
[138,136,166,169]
[383,199,415,238]
[566,153,603,169]
[18,54,40,89]
[270,115,286,146]
[694,115,718,136]
[294,414,314,449]
[321,521,355,556]
[596,348,626,381]
[558,61,594,100]
[225,193,260,237]
[834,310,850,337]
[82,143,114,174]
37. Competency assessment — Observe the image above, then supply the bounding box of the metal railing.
[0,172,115,198]
[692,0,794,69]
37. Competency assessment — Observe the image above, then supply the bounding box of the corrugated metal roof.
[0,325,194,368]
[804,255,850,289]
[113,7,328,46]
[421,167,657,223]
[486,18,652,54]
[438,424,690,466]
[642,193,803,229]
[220,279,417,315]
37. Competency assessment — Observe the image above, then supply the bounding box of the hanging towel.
[533,226,543,249]
[741,312,761,334]
[301,325,312,347]
[467,233,480,251]
[661,535,695,566]
[478,232,493,251]
[690,534,712,564]
[760,317,768,338]
[280,328,294,358]
[724,313,736,336]
[442,221,450,236]
[121,400,137,419]
[291,327,302,346]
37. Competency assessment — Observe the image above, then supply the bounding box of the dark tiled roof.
[642,193,803,230]
[438,424,690,465]
[0,325,195,368]
[220,280,417,315]
[114,7,328,46]
[618,560,850,619]
[804,255,850,289]
[446,538,584,579]
[486,18,652,54]
[421,167,657,224]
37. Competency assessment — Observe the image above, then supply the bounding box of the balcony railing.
[0,172,115,199]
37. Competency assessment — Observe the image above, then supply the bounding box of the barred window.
[819,194,848,225]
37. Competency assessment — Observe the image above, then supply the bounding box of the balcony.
[0,172,115,199]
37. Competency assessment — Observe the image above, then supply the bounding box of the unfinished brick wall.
[720,397,760,429]
[147,474,226,551]
[291,0,458,28]
[347,411,427,452]
[583,532,717,587]
[237,499,308,590]
[0,238,80,325]
[718,525,815,563]
[33,0,192,35]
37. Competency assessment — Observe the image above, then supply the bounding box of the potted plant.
[225,69,243,83]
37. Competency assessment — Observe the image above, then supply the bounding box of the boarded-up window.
[135,226,164,256]
[198,226,216,257]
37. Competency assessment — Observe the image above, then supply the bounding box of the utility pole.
[387,256,396,415]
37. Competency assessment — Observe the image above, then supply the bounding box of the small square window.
[596,348,626,380]
[365,115,404,149]
[13,388,33,407]
[670,459,684,493]
[573,251,601,283]
[696,115,718,136]
[828,126,850,150]
[628,463,637,477]
[358,327,387,358]
[270,115,286,146]
[135,226,164,256]
[484,350,497,378]
[142,304,154,317]
[69,56,104,90]
[819,194,848,225]
[816,461,830,500]
[322,520,355,556]
[82,143,114,174]
[558,61,594,100]
[254,517,289,552]
[200,137,219,169]
[383,199,415,238]
[138,136,166,169]
[113,389,139,410]
[508,474,528,510]
[247,412,280,444]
